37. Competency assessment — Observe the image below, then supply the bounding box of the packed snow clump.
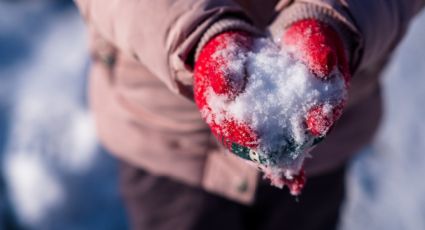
[205,38,347,189]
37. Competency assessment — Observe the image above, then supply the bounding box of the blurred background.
[0,1,127,229]
[0,1,424,230]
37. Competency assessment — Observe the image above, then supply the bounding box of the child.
[76,1,424,229]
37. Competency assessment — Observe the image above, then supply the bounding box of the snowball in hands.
[198,37,347,194]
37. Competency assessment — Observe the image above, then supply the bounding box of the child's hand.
[193,21,350,194]
[282,19,350,137]
[194,31,259,150]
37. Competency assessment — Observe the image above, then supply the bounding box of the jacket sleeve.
[270,0,425,72]
[75,0,261,97]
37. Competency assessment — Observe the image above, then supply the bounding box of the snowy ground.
[340,10,425,230]
[0,2,127,230]
[0,1,424,230]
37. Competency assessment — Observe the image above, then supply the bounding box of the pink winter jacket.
[75,0,425,204]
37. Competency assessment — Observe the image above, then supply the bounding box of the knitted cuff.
[194,18,264,61]
[269,2,363,71]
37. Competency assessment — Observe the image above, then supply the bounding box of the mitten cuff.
[195,18,263,61]
[269,2,363,72]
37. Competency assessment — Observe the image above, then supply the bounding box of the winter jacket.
[75,0,425,204]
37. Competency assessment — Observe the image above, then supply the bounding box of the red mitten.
[193,21,350,195]
[283,19,351,137]
[194,31,259,150]
[193,31,309,195]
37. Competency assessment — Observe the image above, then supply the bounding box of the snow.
[205,38,347,186]
[4,153,64,225]
[0,2,127,230]
[1,1,425,230]
[340,10,425,230]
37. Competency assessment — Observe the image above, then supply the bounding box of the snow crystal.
[205,38,347,181]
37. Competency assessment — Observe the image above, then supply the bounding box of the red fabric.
[194,20,350,147]
[283,19,350,137]
[193,21,350,194]
[306,102,345,137]
[194,31,258,148]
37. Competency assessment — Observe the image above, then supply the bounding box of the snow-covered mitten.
[282,19,351,137]
[194,31,306,194]
[194,31,258,150]
[193,20,350,195]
